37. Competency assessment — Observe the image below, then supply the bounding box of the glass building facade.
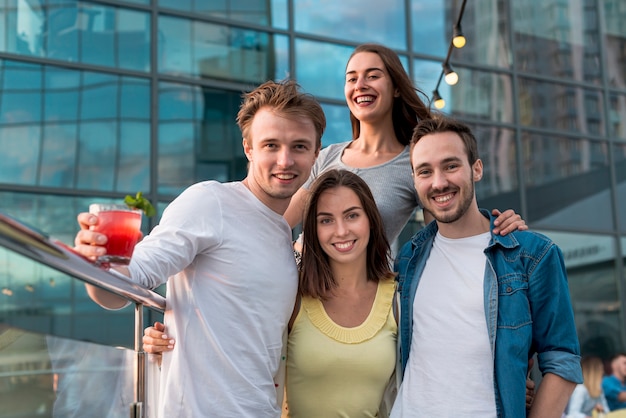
[0,0,625,415]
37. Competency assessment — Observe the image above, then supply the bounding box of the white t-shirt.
[128,181,299,417]
[391,231,496,418]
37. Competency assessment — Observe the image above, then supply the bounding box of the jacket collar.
[410,208,520,250]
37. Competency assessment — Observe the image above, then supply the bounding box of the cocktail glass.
[89,203,142,266]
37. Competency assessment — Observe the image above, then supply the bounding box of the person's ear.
[242,138,252,161]
[473,159,483,182]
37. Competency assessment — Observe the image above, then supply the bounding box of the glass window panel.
[158,16,284,83]
[80,73,119,121]
[544,231,621,358]
[454,0,512,68]
[77,121,118,190]
[80,6,116,67]
[513,1,602,83]
[157,82,198,194]
[413,59,445,107]
[615,143,626,233]
[120,79,150,120]
[44,5,79,60]
[0,60,151,192]
[44,67,80,122]
[609,93,626,140]
[470,124,520,211]
[439,67,514,123]
[159,82,199,121]
[519,79,604,135]
[158,17,192,76]
[158,83,246,194]
[602,0,626,89]
[117,122,150,193]
[40,123,78,188]
[320,103,351,147]
[0,1,44,57]
[2,60,42,89]
[294,40,354,100]
[158,0,287,29]
[158,122,196,195]
[0,125,41,185]
[522,133,613,231]
[0,91,42,123]
[159,0,192,11]
[116,8,151,72]
[411,0,448,58]
[273,34,290,81]
[197,88,247,181]
[0,1,149,71]
[294,0,406,50]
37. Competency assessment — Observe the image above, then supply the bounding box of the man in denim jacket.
[390,117,582,418]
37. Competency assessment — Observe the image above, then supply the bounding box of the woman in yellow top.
[143,169,398,417]
[285,169,397,417]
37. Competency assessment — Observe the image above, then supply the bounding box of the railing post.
[131,302,145,418]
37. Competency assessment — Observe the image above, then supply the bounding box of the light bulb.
[444,71,458,85]
[453,35,466,48]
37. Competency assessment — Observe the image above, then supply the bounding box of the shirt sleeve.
[530,242,583,384]
[128,182,223,288]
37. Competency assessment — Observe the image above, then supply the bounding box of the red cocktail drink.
[89,204,142,266]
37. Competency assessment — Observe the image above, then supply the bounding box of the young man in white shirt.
[74,80,324,417]
[392,117,582,418]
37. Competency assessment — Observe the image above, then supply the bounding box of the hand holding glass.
[89,203,142,266]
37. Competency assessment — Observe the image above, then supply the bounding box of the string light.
[429,0,468,110]
[432,90,445,109]
[452,23,466,48]
[443,63,459,85]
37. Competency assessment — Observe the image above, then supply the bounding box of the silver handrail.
[0,212,165,312]
[0,212,166,418]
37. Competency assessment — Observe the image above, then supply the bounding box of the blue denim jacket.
[395,209,582,418]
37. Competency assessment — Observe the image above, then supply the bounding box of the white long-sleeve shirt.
[129,181,298,417]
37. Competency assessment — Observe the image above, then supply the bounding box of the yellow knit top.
[285,277,397,417]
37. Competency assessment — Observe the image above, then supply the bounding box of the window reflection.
[513,0,602,83]
[444,67,513,123]
[0,1,150,71]
[602,0,626,89]
[320,103,351,147]
[543,231,619,359]
[158,0,287,29]
[609,93,626,140]
[295,0,406,49]
[294,40,353,100]
[454,0,512,68]
[519,78,604,135]
[411,0,447,58]
[413,59,444,107]
[0,59,150,192]
[615,143,626,233]
[522,133,613,231]
[470,124,520,212]
[158,83,246,195]
[158,16,285,83]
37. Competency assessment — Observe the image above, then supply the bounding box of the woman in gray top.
[284,43,525,244]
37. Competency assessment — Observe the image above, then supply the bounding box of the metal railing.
[0,212,166,418]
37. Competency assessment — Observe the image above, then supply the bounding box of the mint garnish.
[124,192,156,217]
